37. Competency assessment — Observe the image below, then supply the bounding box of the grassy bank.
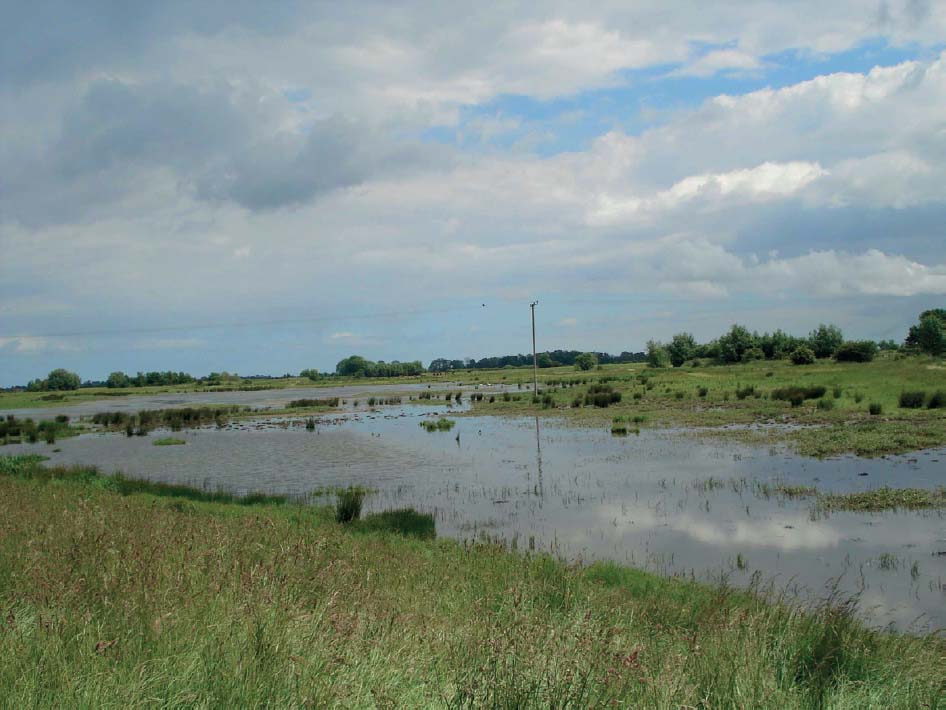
[463,356,946,456]
[0,456,943,708]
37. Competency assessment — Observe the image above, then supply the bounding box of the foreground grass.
[0,457,943,708]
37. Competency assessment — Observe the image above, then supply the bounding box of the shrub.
[817,398,834,411]
[735,385,756,400]
[334,488,365,523]
[899,391,926,409]
[289,398,340,408]
[741,346,764,362]
[834,340,878,363]
[868,403,883,416]
[574,352,598,371]
[646,340,670,368]
[790,346,816,365]
[832,386,842,399]
[927,390,946,409]
[697,386,708,398]
[771,385,827,405]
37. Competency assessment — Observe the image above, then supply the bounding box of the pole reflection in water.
[534,416,544,501]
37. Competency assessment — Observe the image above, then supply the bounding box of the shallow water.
[6,404,944,631]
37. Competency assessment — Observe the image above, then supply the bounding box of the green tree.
[45,368,81,391]
[106,371,131,388]
[574,352,598,371]
[789,346,816,365]
[646,340,670,368]
[666,333,697,367]
[808,323,844,359]
[717,325,756,363]
[335,356,370,377]
[910,314,946,355]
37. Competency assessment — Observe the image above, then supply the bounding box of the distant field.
[3,355,945,456]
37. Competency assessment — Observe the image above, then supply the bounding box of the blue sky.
[2,2,945,385]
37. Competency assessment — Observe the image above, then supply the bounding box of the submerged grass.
[152,437,186,446]
[818,486,946,512]
[0,454,943,707]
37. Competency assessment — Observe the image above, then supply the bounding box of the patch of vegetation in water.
[818,486,946,512]
[153,437,186,446]
[287,397,340,408]
[420,417,456,432]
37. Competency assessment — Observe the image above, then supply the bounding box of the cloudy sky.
[2,1,945,384]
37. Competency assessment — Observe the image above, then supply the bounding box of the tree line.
[14,309,945,390]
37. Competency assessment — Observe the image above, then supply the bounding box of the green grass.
[152,437,186,446]
[420,417,456,432]
[462,355,946,456]
[818,486,946,512]
[0,455,944,707]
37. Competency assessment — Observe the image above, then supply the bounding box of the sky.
[1,1,945,385]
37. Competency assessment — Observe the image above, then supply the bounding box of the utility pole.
[530,301,538,395]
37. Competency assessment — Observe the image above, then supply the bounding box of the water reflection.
[5,407,944,631]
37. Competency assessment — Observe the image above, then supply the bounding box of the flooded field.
[5,402,944,631]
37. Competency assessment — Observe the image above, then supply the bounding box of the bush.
[741,347,764,362]
[816,398,834,411]
[790,346,816,365]
[735,385,755,400]
[45,368,81,391]
[899,391,926,409]
[927,391,946,409]
[834,341,878,363]
[772,386,827,405]
[574,352,598,371]
[697,386,708,398]
[335,488,365,523]
[868,403,883,416]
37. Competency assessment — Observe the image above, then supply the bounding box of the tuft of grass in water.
[818,486,946,512]
[878,553,898,570]
[288,397,340,408]
[420,417,456,432]
[152,437,186,446]
[334,487,365,523]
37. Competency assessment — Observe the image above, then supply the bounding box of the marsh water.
[4,393,945,631]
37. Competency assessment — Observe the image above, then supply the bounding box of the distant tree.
[876,339,900,352]
[907,313,946,356]
[834,340,878,363]
[741,346,765,362]
[574,352,598,371]
[336,355,370,377]
[808,323,844,359]
[666,333,697,367]
[789,346,816,365]
[106,371,131,388]
[646,340,670,368]
[717,325,756,364]
[46,368,80,391]
[535,352,554,368]
[759,330,803,360]
[298,368,321,381]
